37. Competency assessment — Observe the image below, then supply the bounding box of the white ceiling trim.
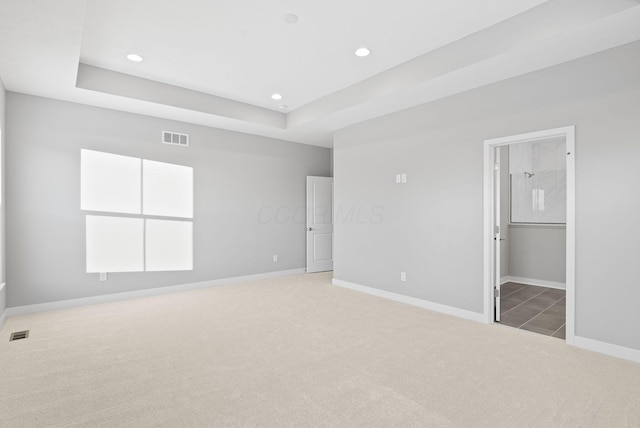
[77,64,285,128]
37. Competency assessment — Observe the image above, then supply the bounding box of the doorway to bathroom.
[484,126,575,344]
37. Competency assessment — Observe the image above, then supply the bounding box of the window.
[81,150,193,273]
[86,216,144,272]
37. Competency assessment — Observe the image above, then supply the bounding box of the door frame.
[494,145,502,322]
[483,126,575,345]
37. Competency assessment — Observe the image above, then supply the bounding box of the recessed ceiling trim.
[2,0,639,148]
[288,0,637,128]
[76,63,286,129]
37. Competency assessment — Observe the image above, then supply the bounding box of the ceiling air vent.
[162,131,189,147]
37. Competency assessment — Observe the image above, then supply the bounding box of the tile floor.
[499,282,566,339]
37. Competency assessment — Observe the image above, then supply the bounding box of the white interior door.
[494,147,502,321]
[306,176,333,273]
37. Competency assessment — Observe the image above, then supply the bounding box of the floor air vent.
[10,330,29,341]
[162,131,189,147]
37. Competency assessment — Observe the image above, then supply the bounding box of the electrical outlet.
[273,254,278,262]
[400,272,406,282]
[99,272,108,281]
[396,174,401,184]
[401,173,407,183]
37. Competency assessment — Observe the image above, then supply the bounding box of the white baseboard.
[332,278,485,323]
[574,336,640,364]
[4,268,305,318]
[502,276,565,290]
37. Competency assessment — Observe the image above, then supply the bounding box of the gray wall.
[6,94,330,307]
[508,225,566,286]
[334,41,640,350]
[0,77,5,317]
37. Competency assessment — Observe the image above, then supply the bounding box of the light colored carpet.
[1,272,640,427]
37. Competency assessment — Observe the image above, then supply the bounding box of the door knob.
[307,227,314,231]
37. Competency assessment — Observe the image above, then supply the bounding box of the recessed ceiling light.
[271,93,283,100]
[355,47,371,57]
[126,53,144,62]
[278,104,288,109]
[284,13,298,24]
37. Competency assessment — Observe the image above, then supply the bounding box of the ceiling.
[1,0,639,147]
